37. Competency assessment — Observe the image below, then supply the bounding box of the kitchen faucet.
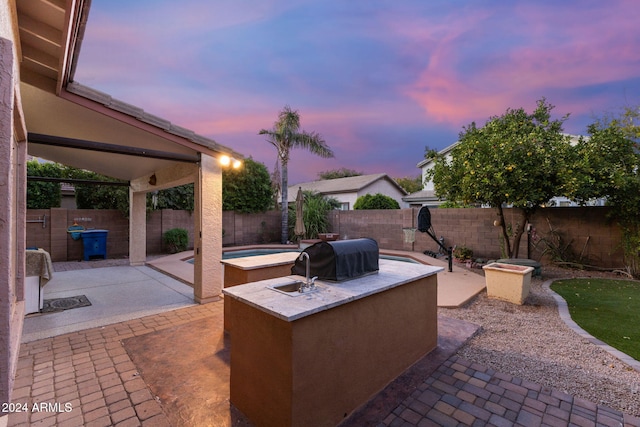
[298,252,317,292]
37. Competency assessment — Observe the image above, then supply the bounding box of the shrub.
[163,228,189,253]
[353,193,400,210]
[453,245,473,261]
[26,160,62,208]
[288,191,340,241]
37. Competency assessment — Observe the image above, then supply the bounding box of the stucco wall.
[1,3,27,410]
[328,191,358,210]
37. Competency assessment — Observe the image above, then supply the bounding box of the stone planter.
[482,262,534,305]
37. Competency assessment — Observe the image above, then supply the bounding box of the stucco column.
[129,189,147,266]
[193,153,223,303]
[0,36,26,412]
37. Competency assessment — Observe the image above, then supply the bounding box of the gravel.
[439,266,640,417]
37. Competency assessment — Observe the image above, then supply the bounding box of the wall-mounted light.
[219,155,242,169]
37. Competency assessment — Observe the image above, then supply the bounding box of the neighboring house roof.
[416,140,461,169]
[287,173,407,203]
[402,189,438,202]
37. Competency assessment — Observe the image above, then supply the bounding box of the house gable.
[287,173,408,210]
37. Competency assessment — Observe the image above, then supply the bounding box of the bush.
[288,191,340,241]
[453,245,473,261]
[26,160,62,208]
[163,228,189,253]
[223,157,273,213]
[353,193,400,210]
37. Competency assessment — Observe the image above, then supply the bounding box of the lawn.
[550,278,640,361]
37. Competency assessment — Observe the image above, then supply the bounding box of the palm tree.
[259,106,334,243]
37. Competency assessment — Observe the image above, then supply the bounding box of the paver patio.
[7,256,640,426]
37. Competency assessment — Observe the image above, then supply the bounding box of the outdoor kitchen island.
[223,258,442,427]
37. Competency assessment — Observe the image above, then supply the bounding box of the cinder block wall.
[328,207,624,268]
[222,211,281,246]
[26,207,624,268]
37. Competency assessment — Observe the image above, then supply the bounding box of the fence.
[26,207,624,268]
[328,207,624,269]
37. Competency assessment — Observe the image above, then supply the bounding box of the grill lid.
[291,238,379,281]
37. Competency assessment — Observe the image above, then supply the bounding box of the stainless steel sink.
[268,280,319,297]
[273,281,303,293]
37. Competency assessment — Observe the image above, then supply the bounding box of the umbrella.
[294,187,306,238]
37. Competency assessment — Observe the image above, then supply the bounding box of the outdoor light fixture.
[219,155,242,169]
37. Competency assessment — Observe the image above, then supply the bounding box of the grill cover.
[291,238,379,281]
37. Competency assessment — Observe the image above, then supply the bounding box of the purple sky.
[74,0,640,185]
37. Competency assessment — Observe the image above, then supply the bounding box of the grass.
[550,278,640,361]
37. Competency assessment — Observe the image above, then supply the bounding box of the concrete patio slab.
[22,265,195,343]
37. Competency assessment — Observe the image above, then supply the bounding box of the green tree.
[317,168,362,180]
[63,167,129,213]
[259,105,334,243]
[427,98,572,258]
[222,157,273,213]
[26,160,62,208]
[353,193,400,210]
[568,105,640,275]
[394,175,422,194]
[152,185,194,211]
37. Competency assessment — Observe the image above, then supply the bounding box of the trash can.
[81,229,109,261]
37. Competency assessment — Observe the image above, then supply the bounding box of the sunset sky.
[74,0,640,185]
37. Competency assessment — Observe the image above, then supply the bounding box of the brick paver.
[8,303,218,427]
[381,356,640,427]
[8,262,640,426]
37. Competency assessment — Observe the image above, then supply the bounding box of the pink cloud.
[402,1,640,127]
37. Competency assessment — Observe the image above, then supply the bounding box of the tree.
[152,185,194,212]
[427,98,572,258]
[394,175,422,194]
[63,167,129,214]
[317,168,362,180]
[222,157,273,213]
[568,105,640,275]
[353,193,400,210]
[259,105,334,243]
[27,160,62,209]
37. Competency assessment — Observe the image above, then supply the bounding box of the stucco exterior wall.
[360,179,408,208]
[0,2,28,412]
[329,191,358,210]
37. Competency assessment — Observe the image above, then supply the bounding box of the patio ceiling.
[15,0,241,181]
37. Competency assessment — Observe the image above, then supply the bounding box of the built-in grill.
[291,238,379,281]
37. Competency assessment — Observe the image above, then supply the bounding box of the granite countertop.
[220,252,300,270]
[222,259,442,322]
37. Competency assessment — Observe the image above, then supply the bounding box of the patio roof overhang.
[16,0,241,182]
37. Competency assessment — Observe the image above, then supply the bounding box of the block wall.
[26,207,625,268]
